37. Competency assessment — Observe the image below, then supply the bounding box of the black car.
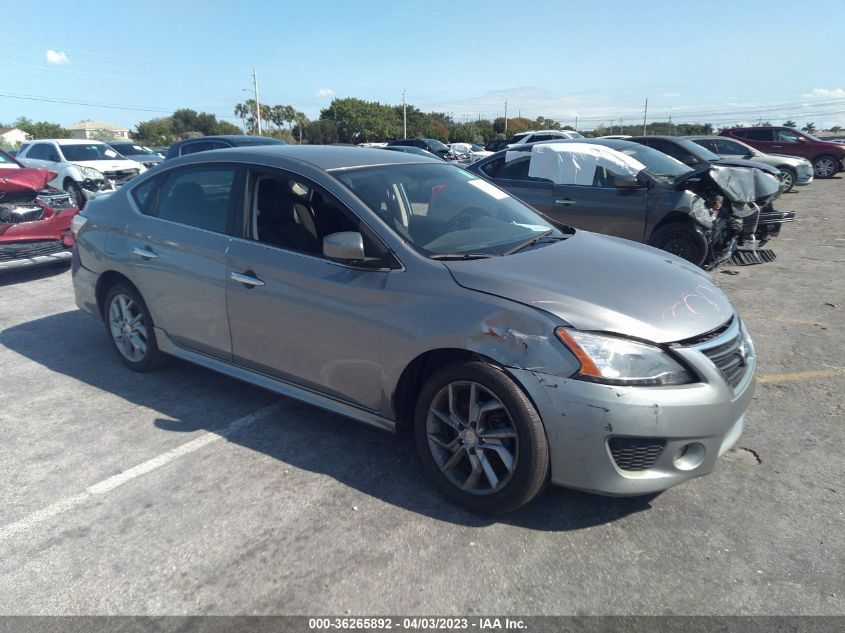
[385,138,450,158]
[381,145,444,160]
[467,139,789,268]
[164,135,286,160]
[628,135,785,183]
[484,139,510,153]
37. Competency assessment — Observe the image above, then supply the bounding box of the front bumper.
[511,321,756,496]
[0,241,72,271]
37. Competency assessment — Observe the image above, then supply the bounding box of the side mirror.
[796,136,807,142]
[323,231,366,263]
[614,176,639,188]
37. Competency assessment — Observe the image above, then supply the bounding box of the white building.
[67,120,130,140]
[0,127,29,147]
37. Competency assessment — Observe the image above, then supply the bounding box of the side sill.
[154,327,397,434]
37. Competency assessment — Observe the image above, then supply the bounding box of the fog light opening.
[674,442,705,471]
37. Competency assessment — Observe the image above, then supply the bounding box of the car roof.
[170,144,443,170]
[173,135,286,146]
[27,138,109,145]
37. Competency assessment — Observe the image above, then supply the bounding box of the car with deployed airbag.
[72,145,755,513]
[468,139,791,268]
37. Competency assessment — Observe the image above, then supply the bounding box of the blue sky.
[3,0,844,132]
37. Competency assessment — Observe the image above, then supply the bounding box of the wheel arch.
[95,270,137,319]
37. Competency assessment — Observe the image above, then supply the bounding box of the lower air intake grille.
[608,437,666,471]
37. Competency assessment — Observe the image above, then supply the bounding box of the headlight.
[555,328,694,386]
[75,165,104,180]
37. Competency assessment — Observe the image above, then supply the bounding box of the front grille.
[0,240,67,262]
[103,169,139,185]
[0,203,44,224]
[608,437,666,471]
[699,328,748,388]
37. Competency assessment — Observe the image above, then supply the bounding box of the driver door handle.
[555,199,577,206]
[132,246,158,259]
[231,271,265,287]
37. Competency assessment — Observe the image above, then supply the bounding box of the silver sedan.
[71,146,755,513]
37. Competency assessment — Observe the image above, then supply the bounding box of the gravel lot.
[0,178,842,616]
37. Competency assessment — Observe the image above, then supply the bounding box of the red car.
[719,126,845,179]
[1,149,79,271]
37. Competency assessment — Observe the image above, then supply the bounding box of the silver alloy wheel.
[814,157,837,178]
[426,381,518,495]
[780,170,794,191]
[108,293,149,362]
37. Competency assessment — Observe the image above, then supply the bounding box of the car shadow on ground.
[0,262,70,287]
[1,309,657,531]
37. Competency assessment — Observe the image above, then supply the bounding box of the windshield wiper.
[504,230,565,255]
[429,252,497,261]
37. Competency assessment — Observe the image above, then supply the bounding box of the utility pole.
[253,67,262,136]
[669,115,674,136]
[575,115,578,131]
[402,89,407,138]
[504,100,508,134]
[642,98,648,136]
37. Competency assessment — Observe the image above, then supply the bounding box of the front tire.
[778,167,796,192]
[812,155,839,179]
[64,180,85,209]
[413,362,549,514]
[649,221,708,267]
[103,282,166,372]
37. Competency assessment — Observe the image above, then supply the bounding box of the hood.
[444,231,734,344]
[0,168,55,195]
[72,159,141,172]
[714,157,780,177]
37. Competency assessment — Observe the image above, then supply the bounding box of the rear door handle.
[132,246,158,259]
[555,199,577,206]
[230,271,265,287]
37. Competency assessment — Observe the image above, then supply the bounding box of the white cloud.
[802,88,845,98]
[45,49,70,65]
[314,88,334,99]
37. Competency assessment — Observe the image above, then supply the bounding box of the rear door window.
[144,165,240,233]
[743,129,774,141]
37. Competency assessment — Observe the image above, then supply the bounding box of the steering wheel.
[443,206,493,232]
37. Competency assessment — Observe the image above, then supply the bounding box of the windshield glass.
[111,143,156,156]
[567,131,585,138]
[60,143,126,161]
[677,138,720,161]
[334,163,560,256]
[0,151,20,167]
[424,139,448,151]
[606,143,693,183]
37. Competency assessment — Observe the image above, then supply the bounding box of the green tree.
[133,118,174,145]
[14,117,71,139]
[829,125,842,133]
[783,120,797,128]
[322,98,401,142]
[802,122,817,133]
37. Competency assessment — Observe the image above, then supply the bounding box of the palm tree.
[783,120,797,128]
[234,102,249,133]
[802,122,817,133]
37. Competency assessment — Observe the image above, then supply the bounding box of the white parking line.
[0,401,284,541]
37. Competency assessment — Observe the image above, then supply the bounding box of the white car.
[448,142,493,163]
[508,129,584,147]
[17,139,146,208]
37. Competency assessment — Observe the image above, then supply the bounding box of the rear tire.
[649,221,708,267]
[812,155,838,179]
[413,361,549,514]
[103,282,166,372]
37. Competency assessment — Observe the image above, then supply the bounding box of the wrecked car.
[1,149,79,271]
[16,139,145,209]
[468,140,793,268]
[72,146,755,514]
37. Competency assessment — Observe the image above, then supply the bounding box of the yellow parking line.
[757,369,845,384]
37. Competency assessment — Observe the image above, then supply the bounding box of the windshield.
[606,143,693,183]
[111,143,156,156]
[567,131,585,139]
[677,138,720,161]
[334,163,560,256]
[424,139,448,151]
[60,143,126,161]
[0,151,20,168]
